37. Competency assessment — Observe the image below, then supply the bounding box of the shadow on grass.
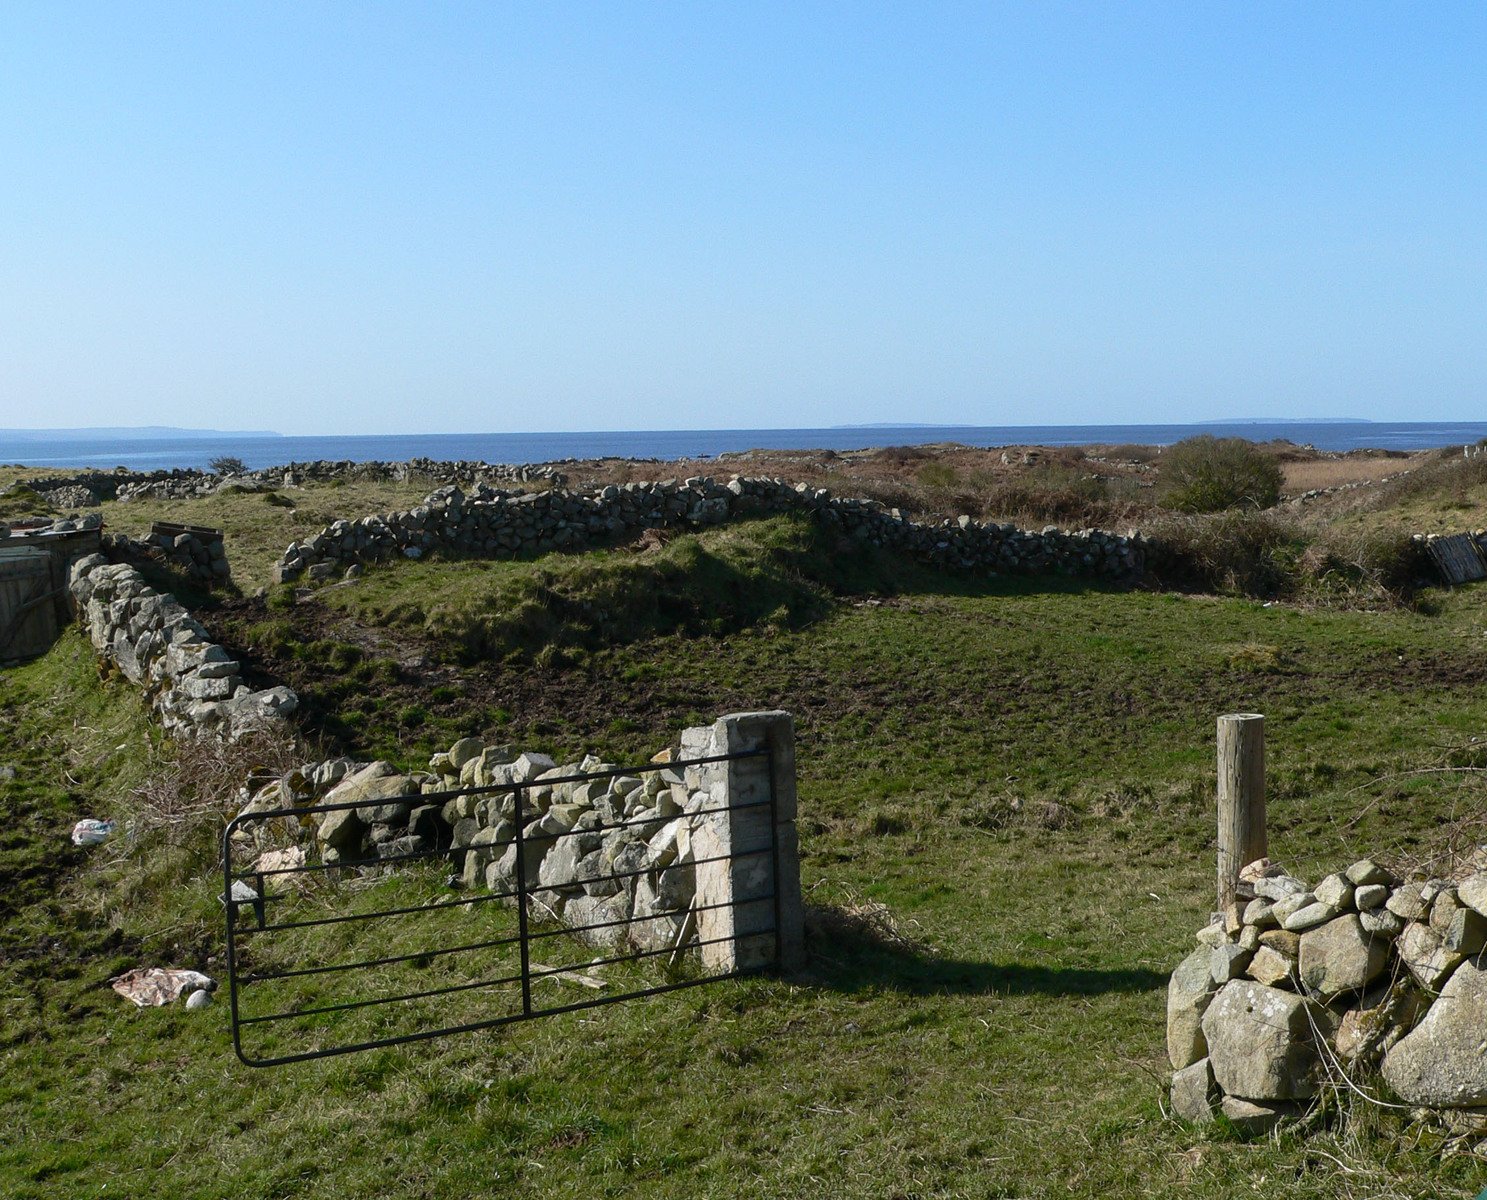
[799,903,1165,997]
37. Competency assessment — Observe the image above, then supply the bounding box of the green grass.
[86,476,438,593]
[7,511,1487,1195]
[319,514,908,665]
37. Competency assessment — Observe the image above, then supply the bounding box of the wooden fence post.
[1216,713,1266,915]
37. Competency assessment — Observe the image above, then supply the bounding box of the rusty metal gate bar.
[222,748,779,1067]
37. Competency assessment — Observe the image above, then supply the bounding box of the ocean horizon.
[5,420,1487,473]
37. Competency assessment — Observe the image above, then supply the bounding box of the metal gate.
[222,749,782,1067]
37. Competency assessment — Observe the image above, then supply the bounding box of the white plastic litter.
[71,819,115,846]
[110,967,216,1008]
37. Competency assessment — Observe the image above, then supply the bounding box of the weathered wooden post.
[1216,712,1266,915]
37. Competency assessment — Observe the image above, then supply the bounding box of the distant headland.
[0,426,283,441]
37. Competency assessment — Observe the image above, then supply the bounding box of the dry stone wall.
[102,525,231,588]
[11,459,565,505]
[272,477,1145,585]
[1168,855,1487,1139]
[68,555,296,740]
[234,713,803,973]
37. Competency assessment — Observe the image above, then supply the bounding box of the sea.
[5,421,1487,473]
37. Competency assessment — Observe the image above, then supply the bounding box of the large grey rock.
[1354,883,1389,911]
[1282,901,1340,933]
[1258,929,1301,957]
[324,764,416,823]
[1443,906,1487,956]
[1396,922,1465,991]
[1254,875,1308,902]
[1428,888,1463,933]
[1201,980,1320,1100]
[1298,915,1388,999]
[1170,1057,1218,1123]
[447,737,484,770]
[1167,946,1218,1069]
[1381,959,1487,1106]
[1271,892,1314,926]
[1246,945,1296,988]
[315,806,365,853]
[1345,859,1395,887]
[1458,872,1487,918]
[1386,883,1428,921]
[1360,906,1405,938]
[1313,873,1354,912]
[1211,943,1253,984]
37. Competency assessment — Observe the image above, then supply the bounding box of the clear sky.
[2,2,1483,435]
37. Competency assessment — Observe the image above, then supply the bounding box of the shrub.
[1157,436,1283,512]
[209,455,247,475]
[1143,510,1301,596]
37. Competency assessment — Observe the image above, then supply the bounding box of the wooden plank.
[1425,534,1487,585]
[0,549,58,660]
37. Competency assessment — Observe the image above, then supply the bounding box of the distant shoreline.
[3,420,1484,473]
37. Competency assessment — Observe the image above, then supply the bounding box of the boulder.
[1201,980,1320,1100]
[1458,872,1487,918]
[1167,946,1218,1070]
[1259,929,1301,957]
[1396,922,1465,991]
[1246,945,1296,988]
[1282,901,1340,933]
[1254,875,1308,902]
[323,764,417,824]
[1345,859,1394,887]
[1444,906,1487,956]
[1359,907,1405,938]
[1428,889,1463,933]
[1170,1058,1218,1123]
[1271,892,1314,926]
[1211,943,1253,984]
[1381,959,1487,1106]
[1298,915,1389,999]
[1313,873,1354,912]
[1354,883,1389,911]
[315,806,365,853]
[447,737,484,770]
[1386,883,1428,922]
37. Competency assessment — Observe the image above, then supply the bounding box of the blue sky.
[2,3,1483,434]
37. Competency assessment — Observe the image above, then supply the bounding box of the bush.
[209,455,247,475]
[1143,510,1301,596]
[1157,436,1282,512]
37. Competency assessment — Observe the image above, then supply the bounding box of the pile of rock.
[68,555,296,740]
[234,716,798,966]
[39,484,99,509]
[1168,856,1487,1137]
[102,525,231,588]
[272,477,1145,585]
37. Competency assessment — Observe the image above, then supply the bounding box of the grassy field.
[14,452,1487,1200]
[6,476,1487,1197]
